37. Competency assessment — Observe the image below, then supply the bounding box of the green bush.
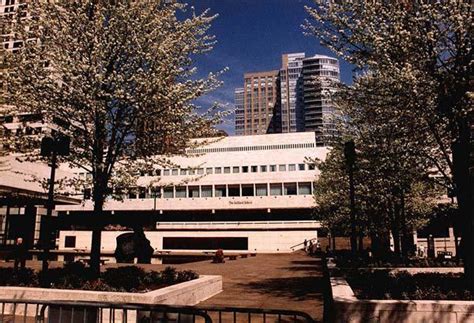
[0,268,37,286]
[348,271,473,300]
[81,279,118,292]
[334,251,462,268]
[176,270,199,283]
[142,270,162,286]
[102,266,146,291]
[161,266,177,285]
[0,265,198,292]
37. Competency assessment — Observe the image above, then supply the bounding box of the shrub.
[348,271,473,300]
[12,268,36,286]
[176,270,199,283]
[81,279,118,292]
[0,265,198,293]
[142,270,162,286]
[0,268,37,287]
[102,266,146,291]
[161,266,177,285]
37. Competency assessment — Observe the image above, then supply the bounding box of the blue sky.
[185,0,354,135]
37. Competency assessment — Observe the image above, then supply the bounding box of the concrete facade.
[53,133,326,255]
[0,132,326,255]
[58,132,327,209]
[58,221,320,258]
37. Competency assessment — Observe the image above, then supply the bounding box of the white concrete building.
[56,132,328,255]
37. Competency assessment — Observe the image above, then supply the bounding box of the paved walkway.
[126,252,324,321]
[1,252,325,322]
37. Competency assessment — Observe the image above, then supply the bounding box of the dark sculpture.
[114,228,154,264]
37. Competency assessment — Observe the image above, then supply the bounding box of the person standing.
[316,240,321,252]
[13,237,28,271]
[303,239,308,252]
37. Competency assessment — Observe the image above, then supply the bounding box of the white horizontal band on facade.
[186,142,315,154]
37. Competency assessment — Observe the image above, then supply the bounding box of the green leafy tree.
[305,0,472,286]
[313,138,438,257]
[3,0,225,276]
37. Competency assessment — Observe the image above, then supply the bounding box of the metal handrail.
[0,298,316,322]
[197,305,316,322]
[290,237,318,250]
[0,298,213,323]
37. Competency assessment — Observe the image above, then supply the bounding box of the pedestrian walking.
[303,239,308,252]
[13,237,28,271]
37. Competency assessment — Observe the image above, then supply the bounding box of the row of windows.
[76,162,316,180]
[145,162,315,177]
[187,142,315,154]
[117,182,314,200]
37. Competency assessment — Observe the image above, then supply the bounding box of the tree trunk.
[392,202,401,256]
[358,233,364,253]
[452,118,474,291]
[90,181,106,279]
[374,232,392,258]
[399,190,412,257]
[348,165,357,254]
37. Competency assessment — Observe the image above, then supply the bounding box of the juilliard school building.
[3,132,328,258]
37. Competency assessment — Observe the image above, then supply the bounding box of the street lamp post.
[40,135,70,279]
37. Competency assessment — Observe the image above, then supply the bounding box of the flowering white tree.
[305,1,473,286]
[3,0,225,276]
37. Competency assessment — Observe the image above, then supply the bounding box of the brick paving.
[169,252,325,322]
[1,252,325,322]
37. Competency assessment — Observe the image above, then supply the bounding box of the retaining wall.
[327,261,474,322]
[0,275,222,322]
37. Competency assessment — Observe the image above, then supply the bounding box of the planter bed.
[327,258,474,323]
[0,264,199,292]
[331,251,462,269]
[347,270,472,301]
[0,275,222,322]
[0,275,222,305]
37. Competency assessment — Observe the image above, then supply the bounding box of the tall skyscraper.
[234,70,279,136]
[302,55,340,145]
[234,54,341,145]
[234,88,245,136]
[279,53,305,133]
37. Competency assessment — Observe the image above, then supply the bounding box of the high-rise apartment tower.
[234,70,280,136]
[279,53,306,133]
[302,55,340,145]
[234,53,340,145]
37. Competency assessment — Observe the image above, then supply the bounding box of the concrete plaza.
[0,252,325,322]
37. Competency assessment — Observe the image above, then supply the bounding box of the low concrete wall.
[0,275,222,322]
[389,267,463,274]
[328,265,474,323]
